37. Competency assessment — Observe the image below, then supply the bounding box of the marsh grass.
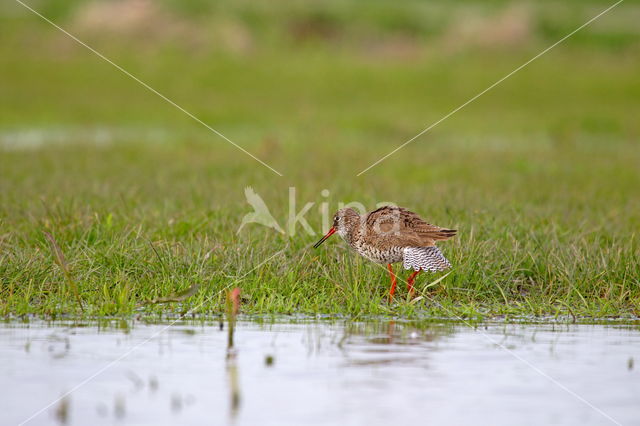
[43,231,84,312]
[1,137,637,320]
[1,0,639,320]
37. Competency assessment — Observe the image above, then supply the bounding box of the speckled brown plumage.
[314,206,456,300]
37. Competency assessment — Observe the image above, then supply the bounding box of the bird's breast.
[350,240,404,264]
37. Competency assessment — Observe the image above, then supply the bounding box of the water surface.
[1,319,638,425]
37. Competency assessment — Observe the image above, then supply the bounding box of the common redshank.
[313,206,456,300]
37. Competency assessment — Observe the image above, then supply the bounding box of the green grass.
[1,0,639,320]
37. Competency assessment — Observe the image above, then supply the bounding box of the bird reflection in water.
[340,320,456,367]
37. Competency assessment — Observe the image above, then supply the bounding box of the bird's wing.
[365,206,456,247]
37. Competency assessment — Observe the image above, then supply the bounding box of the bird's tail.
[428,229,457,241]
[402,246,451,272]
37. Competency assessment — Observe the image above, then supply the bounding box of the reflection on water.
[226,288,241,423]
[0,319,639,426]
[227,359,241,422]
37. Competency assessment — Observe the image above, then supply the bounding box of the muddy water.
[1,320,638,425]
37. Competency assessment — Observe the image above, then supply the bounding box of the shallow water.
[1,319,638,426]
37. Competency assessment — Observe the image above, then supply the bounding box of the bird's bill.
[313,227,336,248]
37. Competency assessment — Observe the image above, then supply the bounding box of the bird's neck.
[341,218,362,247]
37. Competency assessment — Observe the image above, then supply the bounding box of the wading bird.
[313,206,456,300]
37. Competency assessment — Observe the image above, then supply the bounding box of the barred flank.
[402,246,452,272]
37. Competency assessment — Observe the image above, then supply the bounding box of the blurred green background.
[0,0,638,317]
[2,0,638,145]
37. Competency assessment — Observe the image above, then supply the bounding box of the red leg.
[407,269,421,297]
[387,263,397,301]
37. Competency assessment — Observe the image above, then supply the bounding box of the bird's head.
[313,207,360,248]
